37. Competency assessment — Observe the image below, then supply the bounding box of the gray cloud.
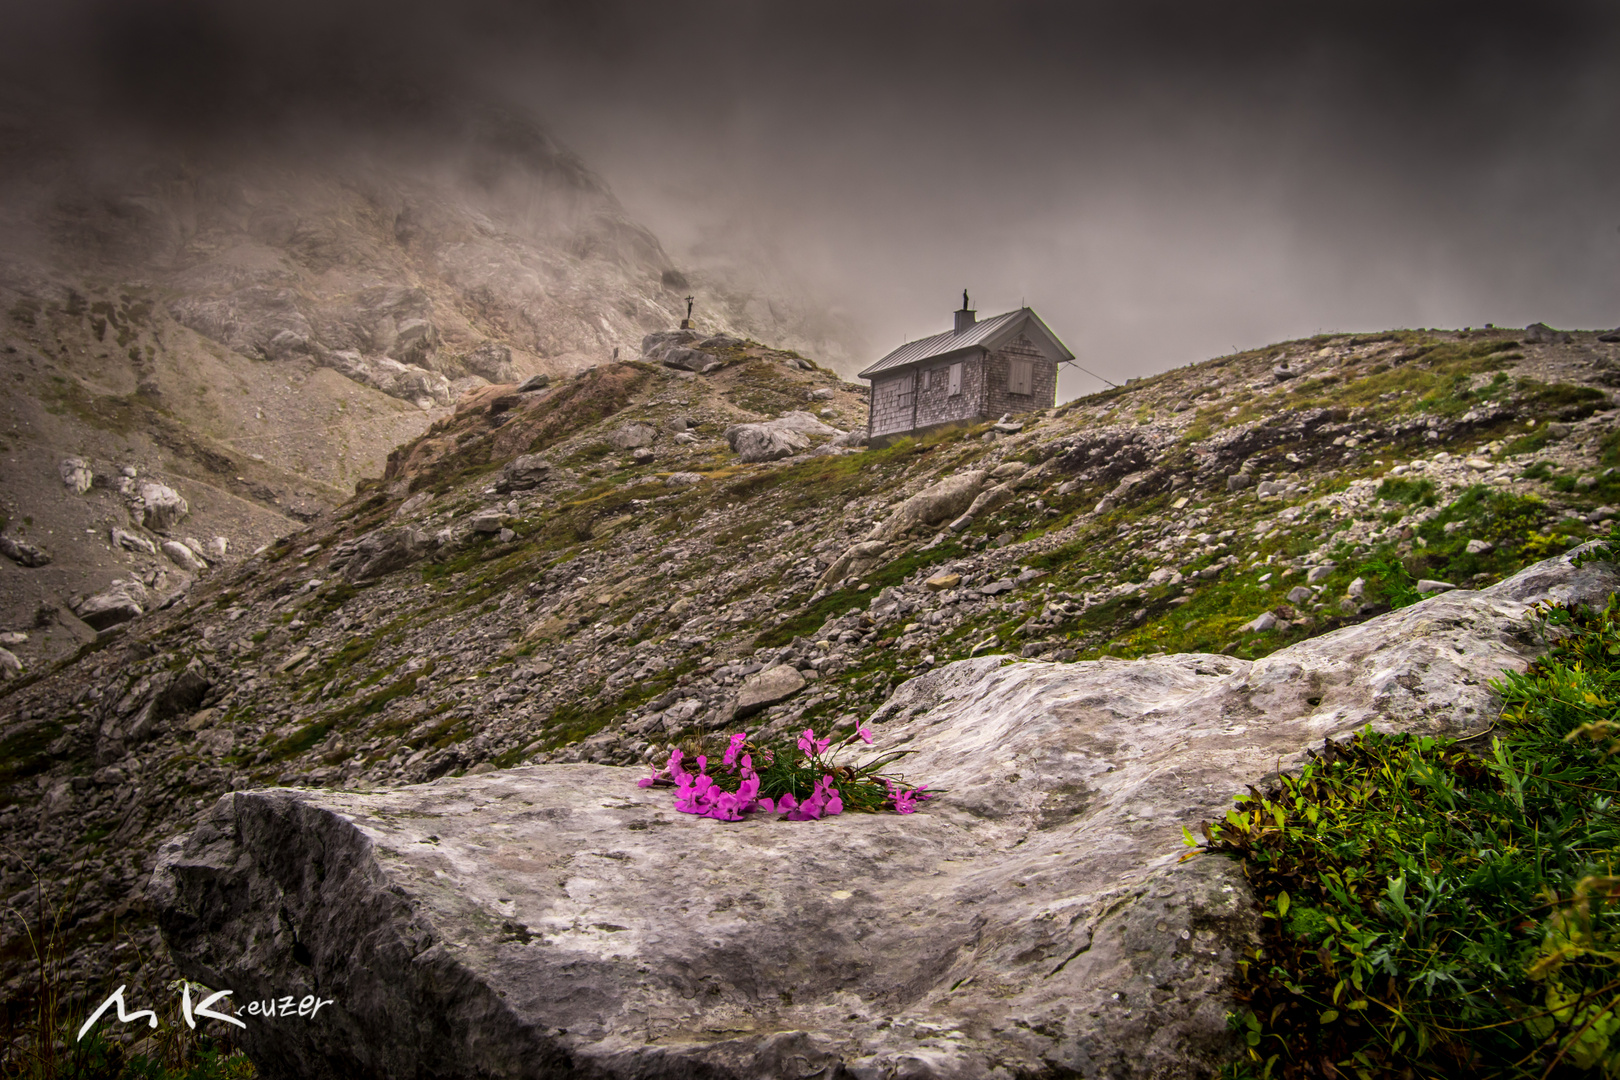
[5,1,1620,394]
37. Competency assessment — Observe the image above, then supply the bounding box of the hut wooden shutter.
[1009,359,1032,395]
[948,362,962,396]
[896,373,914,409]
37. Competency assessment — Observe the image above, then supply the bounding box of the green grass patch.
[1206,588,1620,1078]
[1376,477,1438,507]
[753,538,970,650]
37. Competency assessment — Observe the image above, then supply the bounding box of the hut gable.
[858,298,1071,444]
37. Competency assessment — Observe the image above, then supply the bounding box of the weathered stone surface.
[660,347,721,373]
[869,470,986,541]
[0,535,50,567]
[73,581,147,630]
[0,648,21,678]
[1524,321,1573,345]
[732,663,805,717]
[111,528,157,555]
[1243,611,1278,632]
[608,422,659,449]
[59,456,94,494]
[470,513,504,534]
[515,373,552,393]
[139,482,189,533]
[321,350,452,407]
[1305,562,1336,584]
[724,412,840,463]
[162,540,208,573]
[495,453,553,492]
[464,342,515,383]
[335,528,434,582]
[815,540,891,590]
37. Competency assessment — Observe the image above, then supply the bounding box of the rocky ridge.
[4,321,1620,1069]
[0,105,838,644]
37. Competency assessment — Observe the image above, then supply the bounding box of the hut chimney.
[954,289,976,333]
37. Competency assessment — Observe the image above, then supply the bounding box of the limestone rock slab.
[139,482,189,533]
[725,412,840,463]
[732,662,806,718]
[151,553,1620,1080]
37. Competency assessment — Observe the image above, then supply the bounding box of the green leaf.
[1319,1009,1339,1024]
[1276,891,1291,917]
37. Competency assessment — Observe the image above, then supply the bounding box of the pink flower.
[723,732,748,769]
[798,728,832,758]
[856,727,874,745]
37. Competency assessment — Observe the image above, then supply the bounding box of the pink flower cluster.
[638,725,931,821]
[637,741,844,821]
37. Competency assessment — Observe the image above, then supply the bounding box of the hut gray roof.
[857,307,1073,380]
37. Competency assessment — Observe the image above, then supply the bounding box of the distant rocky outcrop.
[725,411,842,462]
[0,534,50,567]
[151,553,1620,1080]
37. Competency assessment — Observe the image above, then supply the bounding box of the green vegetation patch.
[1206,583,1620,1079]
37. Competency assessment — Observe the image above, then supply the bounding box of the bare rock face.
[463,342,515,383]
[868,470,987,541]
[59,456,94,495]
[161,540,209,574]
[150,554,1620,1080]
[607,422,659,449]
[724,411,841,463]
[731,663,806,718]
[320,350,452,408]
[111,527,157,556]
[0,534,50,567]
[73,581,148,630]
[330,527,435,582]
[139,483,189,534]
[494,453,553,492]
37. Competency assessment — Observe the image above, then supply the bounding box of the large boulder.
[724,412,841,463]
[139,483,189,533]
[161,540,209,573]
[868,470,987,541]
[59,456,94,495]
[73,581,148,630]
[331,528,435,582]
[463,342,515,383]
[659,347,721,373]
[607,423,659,450]
[0,534,50,567]
[150,551,1620,1080]
[494,454,553,492]
[816,539,893,590]
[731,663,806,718]
[111,527,157,555]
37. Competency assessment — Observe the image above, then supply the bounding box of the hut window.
[1009,359,1033,396]
[948,362,962,396]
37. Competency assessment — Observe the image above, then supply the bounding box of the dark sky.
[6,1,1620,395]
